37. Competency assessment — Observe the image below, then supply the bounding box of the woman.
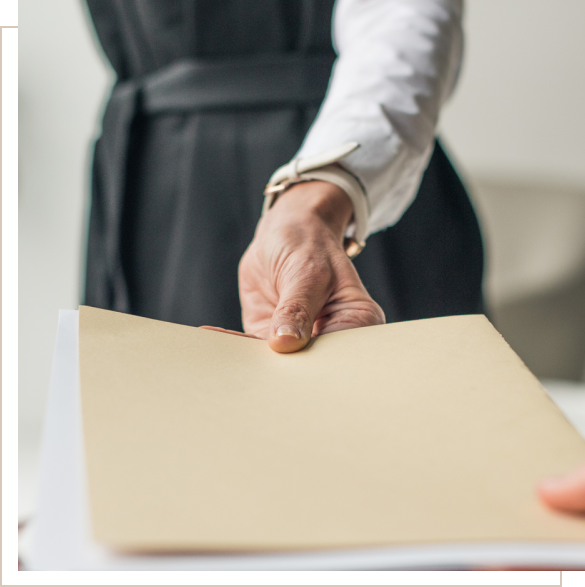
[84,0,484,351]
[83,0,585,515]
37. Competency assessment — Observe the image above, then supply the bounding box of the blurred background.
[19,0,585,521]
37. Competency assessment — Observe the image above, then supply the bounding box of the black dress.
[84,0,484,330]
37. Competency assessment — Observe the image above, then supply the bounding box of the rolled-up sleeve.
[296,0,464,237]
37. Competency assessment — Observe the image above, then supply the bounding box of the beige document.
[78,305,585,552]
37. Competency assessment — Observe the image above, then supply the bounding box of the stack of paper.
[23,307,585,570]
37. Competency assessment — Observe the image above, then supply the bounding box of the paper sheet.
[78,306,585,552]
[24,309,585,570]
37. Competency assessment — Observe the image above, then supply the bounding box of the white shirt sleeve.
[295,0,464,237]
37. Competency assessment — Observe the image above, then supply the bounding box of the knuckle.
[277,253,334,295]
[295,255,333,288]
[274,300,311,325]
[361,300,386,327]
[369,301,386,325]
[303,257,330,279]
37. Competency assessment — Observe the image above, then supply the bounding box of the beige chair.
[470,179,585,381]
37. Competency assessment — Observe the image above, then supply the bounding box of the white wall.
[19,0,112,518]
[18,0,585,519]
[440,0,585,186]
[439,0,585,306]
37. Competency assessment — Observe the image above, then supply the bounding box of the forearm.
[297,0,464,236]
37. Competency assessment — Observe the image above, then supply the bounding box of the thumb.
[268,268,332,353]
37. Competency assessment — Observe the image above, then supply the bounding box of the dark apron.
[84,0,484,330]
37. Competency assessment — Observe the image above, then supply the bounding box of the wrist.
[270,181,353,242]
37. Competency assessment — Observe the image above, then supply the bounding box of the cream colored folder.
[78,305,585,552]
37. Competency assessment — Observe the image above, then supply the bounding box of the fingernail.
[276,325,300,339]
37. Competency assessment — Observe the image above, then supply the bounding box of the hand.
[237,181,385,353]
[538,463,585,514]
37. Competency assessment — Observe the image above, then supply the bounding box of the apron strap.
[142,53,336,112]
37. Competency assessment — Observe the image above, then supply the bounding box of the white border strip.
[2,26,19,585]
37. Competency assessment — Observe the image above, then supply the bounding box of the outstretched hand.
[236,181,384,353]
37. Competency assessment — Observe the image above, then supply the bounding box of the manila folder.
[78,305,585,551]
